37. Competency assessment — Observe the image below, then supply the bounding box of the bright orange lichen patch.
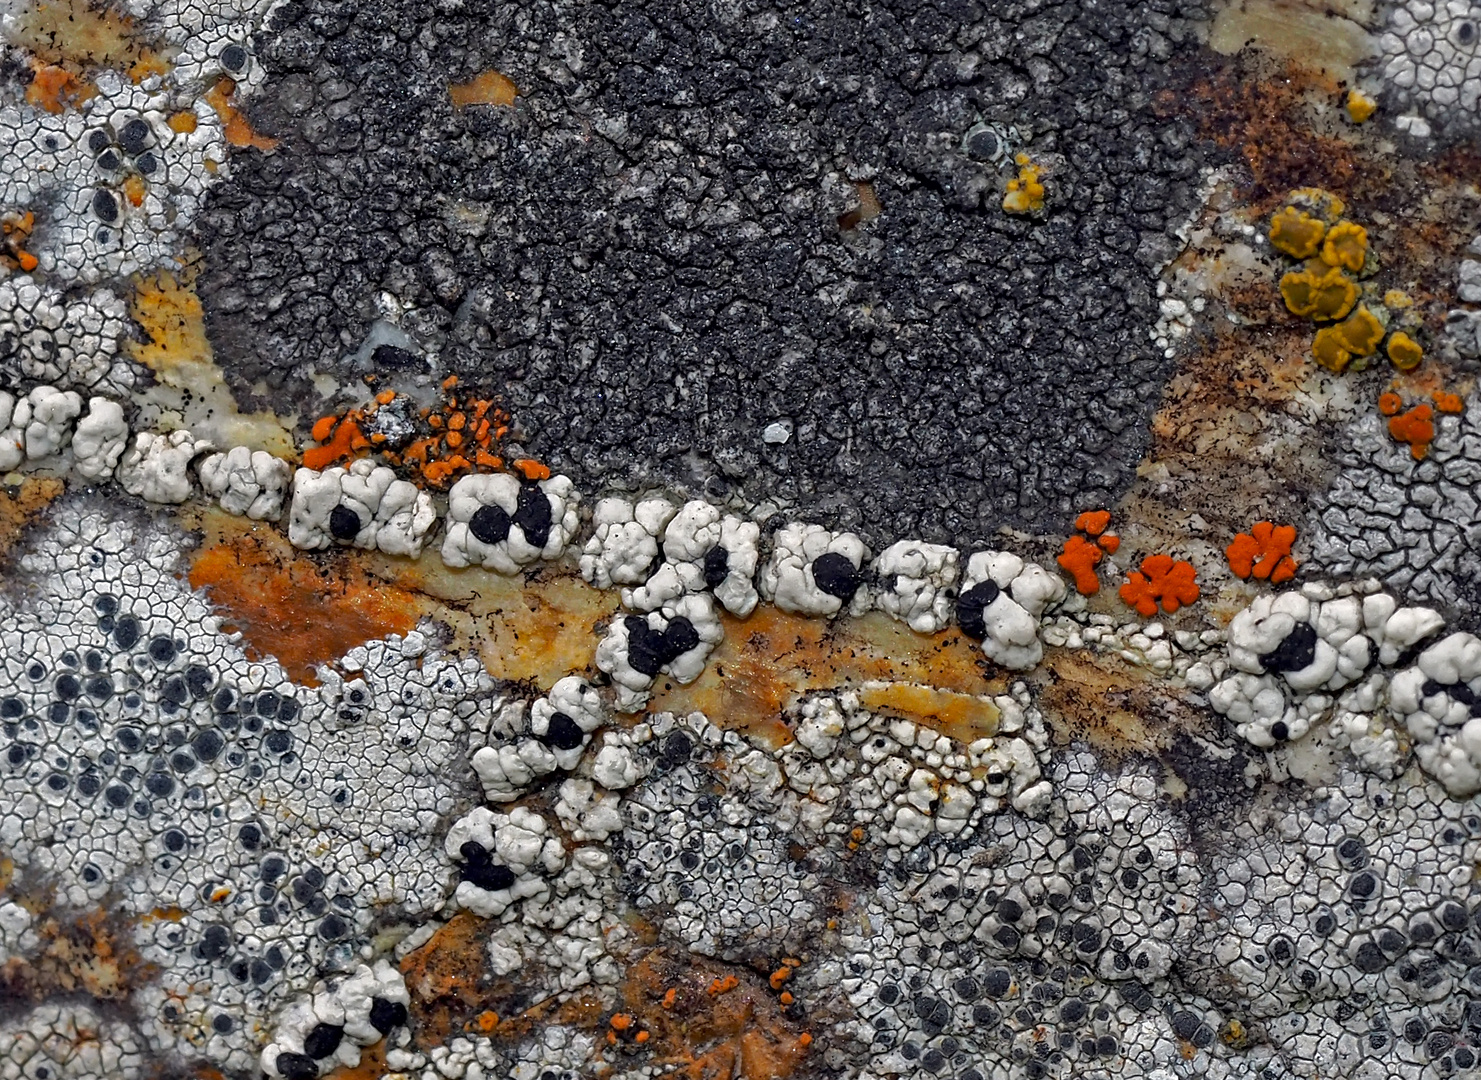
[1226,521,1298,583]
[1388,330,1424,370]
[1057,535,1105,596]
[1379,391,1403,416]
[167,109,197,133]
[1056,511,1120,595]
[1074,509,1111,536]
[1435,390,1465,414]
[303,414,369,470]
[1320,221,1368,272]
[1002,154,1045,214]
[448,69,518,108]
[511,458,550,481]
[1388,403,1435,460]
[186,512,422,684]
[1268,205,1326,258]
[1119,554,1200,617]
[204,77,278,151]
[24,62,96,113]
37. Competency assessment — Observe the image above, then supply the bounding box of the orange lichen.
[1346,88,1377,123]
[1378,391,1403,416]
[1074,509,1112,536]
[25,63,96,113]
[187,513,421,683]
[661,988,678,1010]
[474,1010,499,1032]
[1388,403,1435,460]
[204,77,278,151]
[1268,206,1326,258]
[611,1013,634,1030]
[1333,305,1383,354]
[1435,391,1465,415]
[1118,555,1200,617]
[1226,521,1298,583]
[121,174,147,208]
[1320,221,1368,272]
[1098,533,1121,554]
[303,415,370,470]
[1057,535,1105,596]
[168,110,197,133]
[768,967,792,990]
[707,975,740,996]
[1388,330,1423,370]
[1280,264,1357,321]
[1002,154,1045,214]
[1310,325,1353,372]
[448,69,518,108]
[512,458,550,481]
[1,211,39,273]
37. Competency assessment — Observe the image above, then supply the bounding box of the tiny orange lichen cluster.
[1380,389,1465,460]
[1,211,39,272]
[1119,554,1200,617]
[1269,191,1423,373]
[1002,154,1045,215]
[1056,509,1120,595]
[1226,521,1298,584]
[607,1012,651,1046]
[304,378,527,487]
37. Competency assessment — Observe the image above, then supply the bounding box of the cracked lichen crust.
[193,0,1206,543]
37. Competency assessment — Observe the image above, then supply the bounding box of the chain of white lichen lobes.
[8,328,1481,1080]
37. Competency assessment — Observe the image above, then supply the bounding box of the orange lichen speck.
[1268,206,1326,259]
[1435,391,1465,415]
[1378,392,1403,416]
[303,416,369,470]
[512,458,550,481]
[1002,154,1045,214]
[1226,521,1298,584]
[1118,555,1200,617]
[25,63,96,113]
[1388,403,1435,460]
[1057,535,1105,596]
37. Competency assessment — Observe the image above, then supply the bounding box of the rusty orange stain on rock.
[187,512,422,684]
[0,478,65,566]
[24,62,96,112]
[651,606,999,748]
[449,69,517,108]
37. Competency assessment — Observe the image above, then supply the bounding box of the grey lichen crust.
[194,0,1207,544]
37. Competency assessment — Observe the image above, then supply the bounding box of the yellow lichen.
[1311,325,1353,372]
[1280,264,1357,321]
[1333,305,1384,355]
[1346,89,1377,123]
[1286,187,1346,224]
[1269,206,1326,259]
[1002,154,1044,215]
[1387,330,1423,370]
[1320,221,1368,272]
[1383,288,1413,309]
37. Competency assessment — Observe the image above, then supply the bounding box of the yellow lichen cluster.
[1268,191,1423,373]
[1002,154,1045,215]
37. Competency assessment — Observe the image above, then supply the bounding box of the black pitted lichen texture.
[197,0,1205,543]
